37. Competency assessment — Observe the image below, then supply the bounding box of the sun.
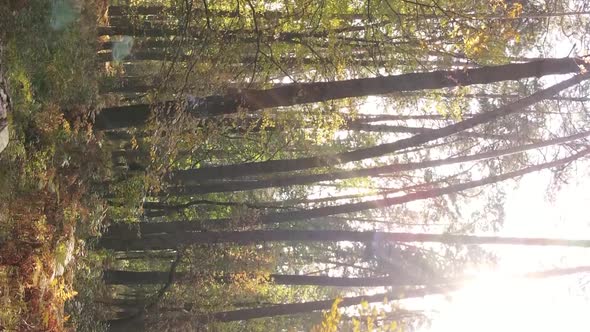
[423,270,589,332]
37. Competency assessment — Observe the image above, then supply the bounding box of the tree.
[105,285,448,331]
[103,270,418,287]
[111,264,590,327]
[94,58,585,130]
[93,2,590,332]
[98,227,590,251]
[104,145,590,243]
[168,71,590,183]
[190,263,590,323]
[164,130,590,195]
[194,286,446,323]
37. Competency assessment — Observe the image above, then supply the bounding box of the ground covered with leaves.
[0,1,111,331]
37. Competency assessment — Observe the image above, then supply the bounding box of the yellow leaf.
[389,321,399,331]
[131,135,139,150]
[352,318,361,332]
[508,3,523,18]
[361,299,369,310]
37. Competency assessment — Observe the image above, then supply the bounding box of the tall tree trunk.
[98,23,372,41]
[104,287,433,330]
[107,147,590,241]
[250,148,589,225]
[346,122,511,140]
[104,265,590,330]
[99,38,178,51]
[168,70,589,183]
[388,91,590,103]
[143,189,402,216]
[103,270,416,287]
[107,5,590,20]
[105,316,147,332]
[106,5,365,20]
[98,226,590,251]
[166,130,590,195]
[192,264,590,323]
[196,287,444,323]
[94,58,585,130]
[103,266,590,287]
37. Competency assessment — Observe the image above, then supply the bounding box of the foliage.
[2,0,588,331]
[311,297,343,332]
[0,0,110,330]
[312,298,403,332]
[64,251,109,332]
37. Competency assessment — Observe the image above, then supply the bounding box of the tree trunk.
[106,146,590,242]
[108,5,171,16]
[98,23,370,40]
[104,265,590,329]
[98,226,590,251]
[251,148,589,225]
[390,91,590,103]
[346,122,511,140]
[94,58,585,130]
[199,266,589,322]
[168,70,589,183]
[106,5,363,20]
[166,130,590,195]
[192,264,590,322]
[197,287,441,323]
[105,316,147,332]
[103,270,416,287]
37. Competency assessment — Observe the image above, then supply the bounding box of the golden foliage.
[311,297,343,332]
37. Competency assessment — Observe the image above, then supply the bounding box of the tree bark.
[196,286,443,323]
[347,122,522,141]
[104,287,437,330]
[103,270,416,287]
[168,70,589,183]
[106,147,590,242]
[390,91,590,103]
[94,58,585,130]
[194,263,590,323]
[98,226,590,251]
[106,5,363,20]
[104,264,590,329]
[98,22,372,39]
[166,130,590,195]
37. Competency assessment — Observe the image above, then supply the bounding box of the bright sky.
[322,11,590,330]
[422,170,590,332]
[343,67,590,332]
[425,275,590,332]
[337,89,590,331]
[421,13,590,331]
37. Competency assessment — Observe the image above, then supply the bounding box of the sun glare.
[414,167,590,332]
[424,270,589,332]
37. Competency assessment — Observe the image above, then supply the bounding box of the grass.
[0,0,111,331]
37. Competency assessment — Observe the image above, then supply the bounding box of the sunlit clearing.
[425,271,589,332]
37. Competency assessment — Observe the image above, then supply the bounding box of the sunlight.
[419,169,590,332]
[5,1,590,330]
[425,270,589,332]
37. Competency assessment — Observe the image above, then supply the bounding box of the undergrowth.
[0,0,111,331]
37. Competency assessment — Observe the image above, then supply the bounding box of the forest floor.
[0,1,111,331]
